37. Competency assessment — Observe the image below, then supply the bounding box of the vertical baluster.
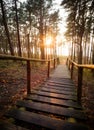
[27,60,31,94]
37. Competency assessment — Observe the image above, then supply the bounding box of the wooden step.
[37,87,77,96]
[47,78,74,83]
[0,120,29,130]
[44,84,76,92]
[17,100,87,120]
[4,65,89,130]
[49,77,73,81]
[47,81,75,87]
[26,95,82,109]
[46,82,75,89]
[31,91,77,101]
[5,109,88,130]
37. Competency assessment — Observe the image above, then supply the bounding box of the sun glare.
[45,37,52,46]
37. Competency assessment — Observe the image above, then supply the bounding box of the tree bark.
[14,0,22,57]
[39,0,45,59]
[0,0,14,55]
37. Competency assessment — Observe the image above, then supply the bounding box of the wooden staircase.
[1,65,89,130]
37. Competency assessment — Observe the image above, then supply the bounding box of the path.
[0,64,89,130]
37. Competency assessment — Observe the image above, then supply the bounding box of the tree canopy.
[0,0,60,59]
[61,0,94,64]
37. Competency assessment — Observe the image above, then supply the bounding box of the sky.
[52,0,68,35]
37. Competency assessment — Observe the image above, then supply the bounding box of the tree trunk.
[27,34,30,58]
[0,0,14,55]
[39,0,45,59]
[92,49,94,64]
[92,42,94,76]
[14,0,22,57]
[78,36,83,64]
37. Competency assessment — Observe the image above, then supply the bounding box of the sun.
[45,37,52,46]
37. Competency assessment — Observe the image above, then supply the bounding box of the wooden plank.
[26,95,82,109]
[48,80,75,86]
[31,91,77,101]
[46,82,75,88]
[49,78,73,83]
[17,100,87,120]
[48,81,75,86]
[44,84,76,92]
[39,87,77,96]
[0,121,29,130]
[5,109,88,130]
[48,80,72,84]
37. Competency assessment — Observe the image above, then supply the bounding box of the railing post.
[57,57,60,65]
[47,60,50,78]
[54,58,55,69]
[69,60,71,70]
[77,67,83,104]
[27,60,31,94]
[71,63,74,79]
[66,58,68,65]
[68,59,70,70]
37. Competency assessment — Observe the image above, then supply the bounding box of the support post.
[27,60,31,94]
[71,63,74,79]
[54,58,55,69]
[77,67,83,104]
[66,58,68,65]
[57,57,60,65]
[47,60,50,78]
[68,59,70,70]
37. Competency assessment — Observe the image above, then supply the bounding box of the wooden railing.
[0,54,59,95]
[66,58,94,104]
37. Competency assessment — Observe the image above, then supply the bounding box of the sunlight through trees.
[61,0,94,64]
[0,0,94,62]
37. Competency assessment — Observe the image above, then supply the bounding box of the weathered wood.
[77,67,83,104]
[44,84,76,92]
[47,60,50,78]
[26,95,82,109]
[49,78,73,82]
[38,87,77,96]
[31,90,77,101]
[71,62,74,79]
[0,121,29,130]
[48,81,75,86]
[67,58,94,104]
[46,82,75,88]
[17,100,87,120]
[27,60,31,94]
[68,58,94,69]
[54,58,55,69]
[2,62,88,130]
[6,109,88,130]
[0,54,48,62]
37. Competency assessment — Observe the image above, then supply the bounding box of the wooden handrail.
[0,54,59,94]
[67,58,94,104]
[0,54,48,62]
[68,58,94,69]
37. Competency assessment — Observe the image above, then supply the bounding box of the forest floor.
[0,60,49,118]
[0,58,94,130]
